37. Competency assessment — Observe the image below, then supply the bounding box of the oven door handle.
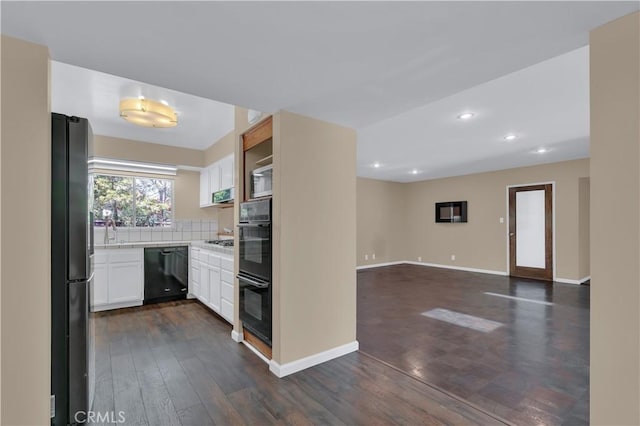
[237,223,269,228]
[237,274,269,288]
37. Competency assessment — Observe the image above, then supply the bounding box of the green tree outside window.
[93,174,173,227]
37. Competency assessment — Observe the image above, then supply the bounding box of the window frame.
[92,172,176,229]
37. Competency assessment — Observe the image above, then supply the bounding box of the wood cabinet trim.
[242,116,273,151]
[243,329,273,359]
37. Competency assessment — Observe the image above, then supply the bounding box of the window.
[93,174,173,227]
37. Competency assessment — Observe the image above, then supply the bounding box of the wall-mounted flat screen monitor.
[435,201,468,223]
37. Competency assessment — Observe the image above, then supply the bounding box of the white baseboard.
[356,261,404,270]
[242,340,270,364]
[269,340,359,378]
[555,276,591,285]
[404,261,508,276]
[231,330,243,343]
[357,261,594,285]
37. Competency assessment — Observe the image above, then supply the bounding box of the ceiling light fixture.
[119,98,178,128]
[536,148,548,154]
[373,162,381,168]
[457,112,475,120]
[504,134,517,141]
[411,169,419,175]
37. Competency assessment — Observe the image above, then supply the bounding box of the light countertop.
[96,240,234,255]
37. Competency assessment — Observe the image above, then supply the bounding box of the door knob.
[510,233,515,237]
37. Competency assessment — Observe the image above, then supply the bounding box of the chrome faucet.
[104,218,117,244]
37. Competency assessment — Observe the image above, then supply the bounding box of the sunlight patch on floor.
[420,308,503,332]
[484,292,554,306]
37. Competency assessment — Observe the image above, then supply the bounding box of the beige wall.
[402,159,589,280]
[94,134,204,167]
[234,106,253,135]
[173,170,217,220]
[204,130,234,166]
[0,35,51,425]
[273,111,357,364]
[357,178,409,266]
[590,12,640,425]
[578,178,590,279]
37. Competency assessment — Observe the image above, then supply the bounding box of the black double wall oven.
[237,198,272,346]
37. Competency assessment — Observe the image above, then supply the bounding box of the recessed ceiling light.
[504,134,517,141]
[536,148,548,154]
[372,162,381,168]
[457,112,475,120]
[411,169,419,175]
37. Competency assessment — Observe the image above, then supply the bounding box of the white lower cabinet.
[108,262,143,304]
[92,263,109,307]
[189,247,200,298]
[92,248,143,312]
[200,262,210,305]
[209,265,221,312]
[188,246,234,326]
[219,256,234,323]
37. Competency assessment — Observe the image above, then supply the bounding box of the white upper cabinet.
[199,168,210,207]
[199,153,234,208]
[220,155,234,190]
[209,163,221,195]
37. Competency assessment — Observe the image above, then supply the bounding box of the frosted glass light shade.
[119,98,178,128]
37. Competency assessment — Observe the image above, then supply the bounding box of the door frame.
[505,181,556,281]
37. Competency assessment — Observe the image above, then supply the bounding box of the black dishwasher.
[144,246,189,304]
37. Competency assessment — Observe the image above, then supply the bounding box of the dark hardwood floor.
[357,264,590,426]
[93,299,506,425]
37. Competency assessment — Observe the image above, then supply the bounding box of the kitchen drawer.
[207,253,221,267]
[221,269,233,285]
[94,250,108,264]
[198,250,209,262]
[191,259,200,270]
[109,248,143,263]
[221,281,233,301]
[220,256,233,272]
[220,299,233,323]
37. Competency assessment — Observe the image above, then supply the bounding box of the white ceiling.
[358,47,590,182]
[1,2,637,179]
[51,62,234,150]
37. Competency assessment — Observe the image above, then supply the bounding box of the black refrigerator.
[51,113,95,425]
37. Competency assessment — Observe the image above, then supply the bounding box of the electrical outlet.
[372,253,376,260]
[365,254,369,261]
[499,217,504,224]
[418,256,422,262]
[451,254,456,261]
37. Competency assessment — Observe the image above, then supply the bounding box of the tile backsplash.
[95,219,217,244]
